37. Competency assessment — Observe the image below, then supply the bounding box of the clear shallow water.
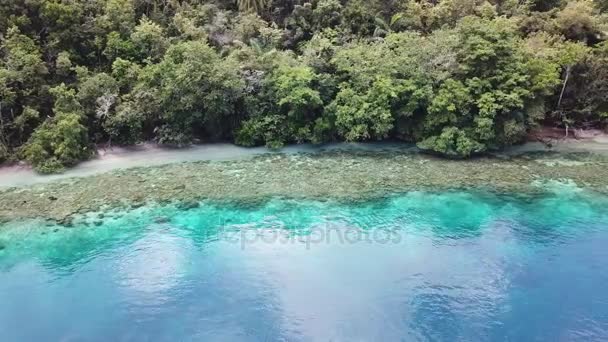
[1,188,608,341]
[3,139,607,189]
[0,142,417,188]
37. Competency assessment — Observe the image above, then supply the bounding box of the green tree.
[236,62,324,147]
[237,0,270,14]
[98,0,136,35]
[417,17,561,156]
[0,26,47,152]
[1,0,607,169]
[554,41,608,129]
[132,41,244,145]
[328,33,433,142]
[131,17,168,62]
[23,84,90,173]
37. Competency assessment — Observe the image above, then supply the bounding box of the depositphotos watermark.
[214,223,403,250]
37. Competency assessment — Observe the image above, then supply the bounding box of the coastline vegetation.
[1,0,607,172]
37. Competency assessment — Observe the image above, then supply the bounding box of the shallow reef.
[1,150,608,223]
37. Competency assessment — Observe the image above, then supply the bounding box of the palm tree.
[237,0,270,14]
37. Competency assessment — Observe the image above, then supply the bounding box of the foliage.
[0,26,48,154]
[0,0,607,170]
[417,16,563,155]
[236,55,324,147]
[556,41,608,126]
[22,84,90,173]
[131,17,168,62]
[238,0,270,14]
[0,142,8,163]
[130,41,244,145]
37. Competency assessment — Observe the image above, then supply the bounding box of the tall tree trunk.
[557,65,571,137]
[557,65,571,109]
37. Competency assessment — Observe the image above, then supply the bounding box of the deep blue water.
[1,186,608,341]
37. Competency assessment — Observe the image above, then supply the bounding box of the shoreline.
[2,148,608,223]
[2,133,608,189]
[0,142,418,188]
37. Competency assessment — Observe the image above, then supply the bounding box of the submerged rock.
[57,217,74,227]
[178,201,200,210]
[154,216,170,224]
[131,202,144,209]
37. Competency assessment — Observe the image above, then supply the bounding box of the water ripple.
[1,190,608,340]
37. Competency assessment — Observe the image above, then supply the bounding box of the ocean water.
[1,188,608,341]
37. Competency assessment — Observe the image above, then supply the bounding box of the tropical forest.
[0,0,606,172]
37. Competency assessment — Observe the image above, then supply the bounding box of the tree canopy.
[0,0,606,171]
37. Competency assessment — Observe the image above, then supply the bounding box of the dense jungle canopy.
[0,0,607,172]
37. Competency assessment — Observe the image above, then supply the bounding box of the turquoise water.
[1,187,608,340]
